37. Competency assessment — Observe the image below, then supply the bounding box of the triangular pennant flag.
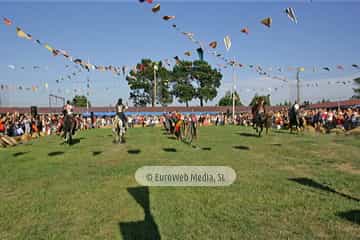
[163,16,175,21]
[196,48,204,61]
[3,17,12,26]
[152,4,160,13]
[16,27,32,40]
[209,41,217,49]
[44,44,53,53]
[352,64,359,68]
[146,0,153,3]
[323,67,330,71]
[35,39,42,45]
[336,65,344,70]
[224,35,231,51]
[284,7,298,24]
[184,51,192,56]
[241,27,249,34]
[261,17,272,28]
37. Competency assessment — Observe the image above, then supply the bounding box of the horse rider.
[254,98,266,126]
[115,98,128,129]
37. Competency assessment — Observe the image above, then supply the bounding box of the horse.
[112,115,126,144]
[63,114,75,145]
[288,105,302,134]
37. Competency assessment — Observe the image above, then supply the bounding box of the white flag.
[224,35,231,51]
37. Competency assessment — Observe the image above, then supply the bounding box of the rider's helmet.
[66,100,71,105]
[117,98,123,105]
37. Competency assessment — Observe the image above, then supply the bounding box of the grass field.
[0,126,359,240]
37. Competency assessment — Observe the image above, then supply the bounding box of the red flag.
[146,0,153,3]
[3,17,12,26]
[241,27,249,34]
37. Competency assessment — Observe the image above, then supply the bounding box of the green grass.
[1,126,359,240]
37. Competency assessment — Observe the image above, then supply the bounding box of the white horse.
[112,115,126,144]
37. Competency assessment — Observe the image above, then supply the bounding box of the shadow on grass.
[163,148,177,152]
[233,145,250,150]
[13,151,29,157]
[119,187,161,240]
[289,178,360,202]
[70,138,81,146]
[271,143,282,146]
[337,210,360,225]
[167,136,177,140]
[92,151,102,156]
[202,147,211,151]
[48,151,64,156]
[128,149,141,154]
[237,132,258,138]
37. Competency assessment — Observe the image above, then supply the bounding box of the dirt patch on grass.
[337,163,360,175]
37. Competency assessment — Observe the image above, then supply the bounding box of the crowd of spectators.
[1,107,359,137]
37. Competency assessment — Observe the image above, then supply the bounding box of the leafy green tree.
[192,61,222,107]
[126,59,172,107]
[72,95,90,107]
[171,61,196,107]
[218,91,242,106]
[352,77,360,99]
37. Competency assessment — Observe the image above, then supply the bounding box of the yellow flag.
[44,44,53,52]
[298,67,305,72]
[16,27,32,40]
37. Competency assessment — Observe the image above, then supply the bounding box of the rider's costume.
[116,103,128,126]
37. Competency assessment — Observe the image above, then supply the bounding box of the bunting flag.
[224,35,231,51]
[3,17,12,26]
[44,44,54,53]
[8,65,15,70]
[352,64,359,68]
[196,48,204,61]
[146,0,153,3]
[184,51,192,56]
[139,0,145,2]
[336,65,344,70]
[16,27,32,40]
[323,67,330,71]
[209,41,217,49]
[152,4,160,13]
[298,67,305,72]
[174,56,180,64]
[261,17,272,28]
[241,27,249,34]
[163,16,175,21]
[182,32,194,39]
[284,7,298,24]
[35,39,42,45]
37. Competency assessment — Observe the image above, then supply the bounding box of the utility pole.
[232,59,236,123]
[153,63,158,107]
[296,69,300,104]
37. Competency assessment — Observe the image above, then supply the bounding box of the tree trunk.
[200,97,204,107]
[186,101,189,108]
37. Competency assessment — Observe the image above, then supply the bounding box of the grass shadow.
[271,143,282,146]
[289,178,360,202]
[48,151,64,157]
[163,148,177,152]
[337,210,360,225]
[119,187,161,240]
[233,145,250,150]
[13,151,29,157]
[69,138,81,146]
[128,149,141,154]
[202,147,211,151]
[237,132,258,138]
[167,136,176,140]
[92,151,103,156]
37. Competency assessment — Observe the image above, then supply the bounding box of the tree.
[352,77,360,99]
[171,61,196,107]
[218,91,243,106]
[126,59,172,107]
[192,60,222,107]
[171,60,222,107]
[72,95,90,107]
[249,94,271,107]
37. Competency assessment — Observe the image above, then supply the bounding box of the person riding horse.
[113,98,128,143]
[252,98,266,127]
[288,101,301,132]
[62,100,75,143]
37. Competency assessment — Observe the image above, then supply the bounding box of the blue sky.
[0,1,359,107]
